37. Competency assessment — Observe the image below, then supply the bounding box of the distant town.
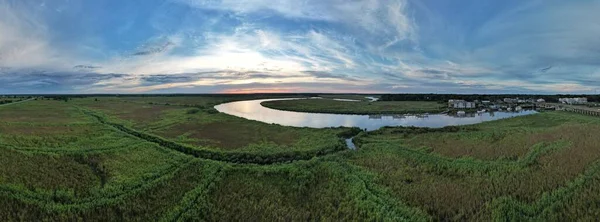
[447,97,599,117]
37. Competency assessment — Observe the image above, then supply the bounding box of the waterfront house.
[448,100,476,109]
[559,98,588,105]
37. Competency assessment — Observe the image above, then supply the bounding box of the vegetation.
[262,98,445,114]
[0,96,31,105]
[72,97,354,155]
[2,95,600,220]
[351,111,600,220]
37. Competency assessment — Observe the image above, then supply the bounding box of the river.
[214,98,537,131]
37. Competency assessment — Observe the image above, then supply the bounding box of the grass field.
[72,97,353,156]
[261,98,446,114]
[2,96,600,220]
[351,111,600,220]
[0,96,29,105]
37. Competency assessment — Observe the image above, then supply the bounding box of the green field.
[262,98,446,114]
[352,111,600,220]
[1,96,600,220]
[0,96,30,106]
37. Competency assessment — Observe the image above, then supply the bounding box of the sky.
[1,0,599,94]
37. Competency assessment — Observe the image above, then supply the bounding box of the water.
[345,138,357,150]
[332,98,361,102]
[365,96,379,102]
[214,98,538,131]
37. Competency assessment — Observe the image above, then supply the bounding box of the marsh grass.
[352,112,600,220]
[3,96,600,220]
[262,99,445,114]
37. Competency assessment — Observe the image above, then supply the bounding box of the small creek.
[345,138,357,150]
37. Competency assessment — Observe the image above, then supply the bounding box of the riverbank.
[261,98,446,115]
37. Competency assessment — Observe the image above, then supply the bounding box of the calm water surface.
[215,98,537,131]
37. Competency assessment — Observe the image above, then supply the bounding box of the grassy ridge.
[262,99,446,114]
[83,108,359,164]
[74,97,352,153]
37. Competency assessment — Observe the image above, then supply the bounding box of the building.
[448,100,476,109]
[536,98,546,103]
[559,97,588,105]
[504,98,519,103]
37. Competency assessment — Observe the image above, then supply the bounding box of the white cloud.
[465,1,600,74]
[0,2,50,68]
[178,0,415,41]
[4,0,599,94]
[97,26,364,80]
[0,1,86,71]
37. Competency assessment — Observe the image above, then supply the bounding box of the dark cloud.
[132,42,174,56]
[419,69,446,75]
[73,65,102,70]
[137,70,307,86]
[143,79,548,95]
[380,72,404,80]
[539,66,553,73]
[141,74,193,84]
[302,71,357,81]
[0,70,129,93]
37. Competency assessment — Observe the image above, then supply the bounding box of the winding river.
[214,98,537,131]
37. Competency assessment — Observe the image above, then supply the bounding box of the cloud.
[301,71,358,81]
[131,36,181,56]
[2,0,600,94]
[73,65,102,70]
[178,0,416,41]
[0,2,52,69]
[539,66,553,73]
[94,24,367,84]
[455,1,600,80]
[140,74,194,84]
[0,1,92,72]
[132,42,175,56]
[0,69,131,93]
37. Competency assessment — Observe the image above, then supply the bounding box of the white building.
[559,97,588,105]
[536,98,546,103]
[448,100,476,109]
